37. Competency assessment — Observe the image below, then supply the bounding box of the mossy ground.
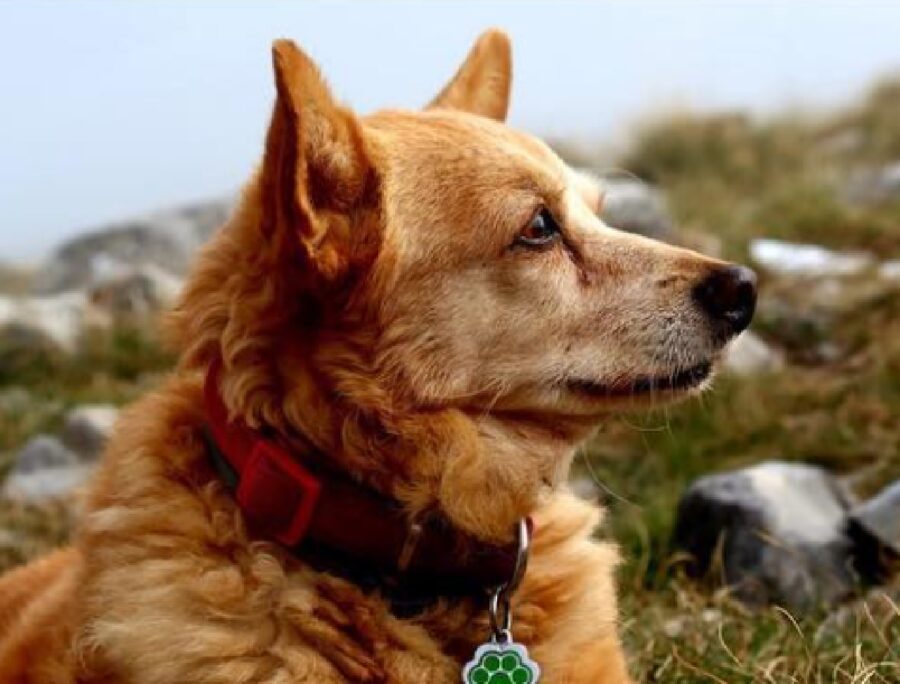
[2,79,900,682]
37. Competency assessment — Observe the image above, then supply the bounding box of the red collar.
[204,356,322,547]
[203,357,520,599]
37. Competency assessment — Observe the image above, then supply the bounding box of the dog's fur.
[0,30,744,683]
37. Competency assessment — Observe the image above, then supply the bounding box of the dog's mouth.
[567,361,713,399]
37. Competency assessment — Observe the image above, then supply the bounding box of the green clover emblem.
[462,642,540,684]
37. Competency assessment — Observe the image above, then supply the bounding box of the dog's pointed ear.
[428,29,512,121]
[261,40,372,280]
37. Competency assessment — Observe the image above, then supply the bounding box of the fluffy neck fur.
[166,179,591,543]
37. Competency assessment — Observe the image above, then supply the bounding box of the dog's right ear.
[260,40,373,282]
[428,29,512,122]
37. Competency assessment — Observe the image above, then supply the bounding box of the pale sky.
[2,1,900,261]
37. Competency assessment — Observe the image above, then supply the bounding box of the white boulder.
[0,291,102,351]
[750,239,875,278]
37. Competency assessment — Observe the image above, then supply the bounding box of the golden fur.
[0,30,740,683]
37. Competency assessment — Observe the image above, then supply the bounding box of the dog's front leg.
[512,492,634,684]
[529,631,633,684]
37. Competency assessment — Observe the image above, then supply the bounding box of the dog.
[0,29,755,683]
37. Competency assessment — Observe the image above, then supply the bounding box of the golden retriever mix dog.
[0,29,755,683]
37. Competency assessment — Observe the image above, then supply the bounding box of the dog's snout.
[693,265,757,339]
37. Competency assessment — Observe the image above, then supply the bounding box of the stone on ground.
[848,480,900,579]
[31,198,232,295]
[0,291,101,352]
[598,177,675,241]
[61,405,119,460]
[2,435,93,502]
[750,239,875,278]
[674,461,859,610]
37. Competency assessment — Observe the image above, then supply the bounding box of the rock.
[8,435,80,473]
[1,406,117,502]
[755,269,897,359]
[61,405,119,460]
[0,291,102,352]
[32,198,232,295]
[750,239,875,278]
[723,331,784,376]
[674,461,860,610]
[842,161,900,205]
[879,260,900,282]
[0,262,183,356]
[2,464,93,502]
[598,178,675,241]
[848,480,900,578]
[88,263,184,317]
[2,435,92,502]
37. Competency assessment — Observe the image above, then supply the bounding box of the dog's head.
[170,30,755,538]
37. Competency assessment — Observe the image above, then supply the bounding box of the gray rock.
[723,331,784,376]
[87,263,184,317]
[2,435,93,501]
[9,435,80,474]
[674,461,859,610]
[598,178,675,241]
[32,198,232,295]
[61,405,119,460]
[2,463,94,502]
[0,291,102,351]
[849,480,900,557]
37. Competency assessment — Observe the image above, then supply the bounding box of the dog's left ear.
[261,40,373,281]
[428,28,512,122]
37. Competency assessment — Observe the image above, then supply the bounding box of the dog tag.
[462,638,541,684]
[463,519,539,683]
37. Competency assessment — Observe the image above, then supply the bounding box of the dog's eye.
[516,208,561,248]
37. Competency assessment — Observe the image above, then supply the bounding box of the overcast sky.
[2,1,900,261]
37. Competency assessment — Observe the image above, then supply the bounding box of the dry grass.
[619,579,899,683]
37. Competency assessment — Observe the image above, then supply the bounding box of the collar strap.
[203,357,520,597]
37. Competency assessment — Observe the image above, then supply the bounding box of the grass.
[619,580,899,683]
[0,324,172,569]
[2,76,900,682]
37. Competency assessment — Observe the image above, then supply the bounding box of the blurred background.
[1,2,898,681]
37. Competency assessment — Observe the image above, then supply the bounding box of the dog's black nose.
[693,265,757,339]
